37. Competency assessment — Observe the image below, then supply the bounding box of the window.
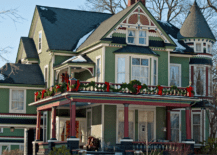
[117,58,126,83]
[171,112,180,142]
[170,64,181,87]
[118,110,134,142]
[0,128,3,133]
[96,57,101,82]
[192,113,201,143]
[196,43,201,52]
[153,59,157,85]
[138,111,154,142]
[195,67,204,96]
[10,89,26,113]
[127,30,148,46]
[208,45,211,53]
[139,31,146,45]
[38,31,42,52]
[132,58,149,84]
[128,30,135,44]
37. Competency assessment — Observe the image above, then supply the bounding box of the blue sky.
[0,0,85,67]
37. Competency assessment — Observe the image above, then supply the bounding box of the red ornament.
[137,85,142,94]
[105,82,110,92]
[41,90,46,99]
[56,85,60,92]
[187,86,193,97]
[158,86,163,95]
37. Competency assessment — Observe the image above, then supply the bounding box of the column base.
[67,138,80,153]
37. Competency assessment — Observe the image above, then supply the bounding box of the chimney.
[128,0,146,7]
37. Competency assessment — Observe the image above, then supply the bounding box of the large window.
[192,113,201,143]
[132,58,149,84]
[195,67,204,96]
[170,64,181,87]
[118,110,134,142]
[117,58,126,83]
[127,30,148,46]
[10,89,26,113]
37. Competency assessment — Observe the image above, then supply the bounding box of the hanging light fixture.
[10,127,15,132]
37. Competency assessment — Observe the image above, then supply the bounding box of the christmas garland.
[35,80,195,101]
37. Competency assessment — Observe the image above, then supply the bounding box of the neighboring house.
[0,0,215,154]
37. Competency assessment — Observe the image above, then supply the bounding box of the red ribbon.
[56,85,60,92]
[187,87,193,97]
[105,82,110,92]
[75,80,80,91]
[41,90,46,99]
[35,92,39,100]
[137,85,142,94]
[67,84,69,91]
[158,86,163,95]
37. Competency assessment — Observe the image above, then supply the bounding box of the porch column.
[35,110,41,141]
[67,102,79,153]
[124,104,129,138]
[166,109,171,141]
[186,107,191,140]
[70,102,76,137]
[24,128,28,155]
[51,107,57,140]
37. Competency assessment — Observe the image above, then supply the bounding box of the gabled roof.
[36,5,112,51]
[0,63,44,85]
[21,37,39,59]
[113,45,159,56]
[177,1,216,40]
[77,3,137,51]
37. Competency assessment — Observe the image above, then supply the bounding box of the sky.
[0,0,86,68]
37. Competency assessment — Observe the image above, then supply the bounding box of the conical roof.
[177,1,215,40]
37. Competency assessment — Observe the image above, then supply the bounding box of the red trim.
[186,108,191,139]
[197,53,213,56]
[36,111,41,140]
[166,109,171,140]
[206,67,208,96]
[51,107,56,139]
[191,66,194,86]
[124,105,129,138]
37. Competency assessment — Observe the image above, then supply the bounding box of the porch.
[30,79,199,155]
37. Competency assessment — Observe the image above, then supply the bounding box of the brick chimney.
[128,0,146,7]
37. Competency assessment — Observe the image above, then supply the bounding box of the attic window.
[38,31,42,53]
[127,30,148,46]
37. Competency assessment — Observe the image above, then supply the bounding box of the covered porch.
[30,81,199,154]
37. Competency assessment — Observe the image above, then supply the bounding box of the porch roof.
[29,91,201,111]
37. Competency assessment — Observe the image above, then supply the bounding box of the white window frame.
[95,56,101,82]
[38,30,42,53]
[0,128,3,133]
[126,29,149,46]
[115,55,129,84]
[131,56,150,85]
[152,58,158,85]
[44,65,48,88]
[9,89,26,114]
[170,63,181,87]
[170,111,181,142]
[191,111,202,143]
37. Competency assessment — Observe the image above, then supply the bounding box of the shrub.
[200,137,217,154]
[3,149,23,155]
[49,145,71,155]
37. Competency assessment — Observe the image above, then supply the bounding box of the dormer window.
[127,30,148,46]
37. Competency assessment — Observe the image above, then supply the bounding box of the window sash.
[193,114,201,143]
[11,90,24,111]
[128,30,135,44]
[196,43,201,52]
[139,31,146,45]
[117,57,126,83]
[170,65,180,87]
[195,67,204,95]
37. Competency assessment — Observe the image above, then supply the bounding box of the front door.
[171,112,181,142]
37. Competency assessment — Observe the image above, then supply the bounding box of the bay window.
[132,58,149,84]
[170,64,181,87]
[10,89,26,113]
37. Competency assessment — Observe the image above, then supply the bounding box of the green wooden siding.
[154,51,168,86]
[105,47,119,83]
[54,55,72,66]
[104,105,116,145]
[0,88,9,113]
[170,56,190,87]
[26,90,38,114]
[181,110,186,141]
[1,128,24,137]
[156,107,166,140]
[92,105,102,125]
[11,145,20,150]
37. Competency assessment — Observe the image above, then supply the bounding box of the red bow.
[56,85,60,92]
[67,84,69,91]
[158,86,163,95]
[41,90,46,99]
[187,87,193,97]
[35,92,39,98]
[105,82,110,92]
[75,80,80,91]
[137,85,142,94]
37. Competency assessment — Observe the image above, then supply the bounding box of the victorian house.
[0,0,214,154]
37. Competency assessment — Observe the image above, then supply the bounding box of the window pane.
[196,43,201,52]
[141,59,148,66]
[128,30,135,36]
[12,90,24,111]
[139,31,146,37]
[132,58,140,65]
[193,125,200,143]
[139,38,145,44]
[117,73,125,84]
[39,33,42,39]
[141,67,148,77]
[193,114,200,124]
[154,76,156,85]
[196,68,204,95]
[154,60,157,74]
[170,65,180,86]
[118,58,125,72]
[132,66,140,77]
[128,37,135,44]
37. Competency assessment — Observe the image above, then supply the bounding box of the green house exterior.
[0,1,215,155]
